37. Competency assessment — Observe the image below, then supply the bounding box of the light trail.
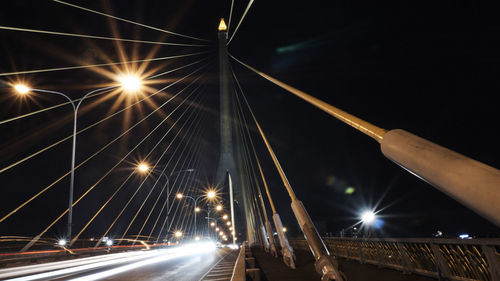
[52,0,210,42]
[1,242,216,281]
[0,25,207,47]
[0,51,208,77]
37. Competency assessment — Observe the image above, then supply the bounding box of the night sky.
[0,0,499,242]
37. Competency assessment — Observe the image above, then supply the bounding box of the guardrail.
[290,237,500,281]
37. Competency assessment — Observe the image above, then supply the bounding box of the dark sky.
[0,0,499,241]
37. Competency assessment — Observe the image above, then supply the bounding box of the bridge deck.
[252,248,437,281]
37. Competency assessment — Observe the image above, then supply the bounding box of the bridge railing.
[290,237,500,281]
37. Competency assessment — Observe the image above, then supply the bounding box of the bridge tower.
[216,18,253,243]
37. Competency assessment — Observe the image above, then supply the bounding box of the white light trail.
[2,242,215,281]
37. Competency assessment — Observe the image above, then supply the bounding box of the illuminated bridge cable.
[0,61,207,175]
[0,58,207,126]
[95,85,206,247]
[136,123,204,242]
[138,153,202,243]
[146,124,205,240]
[0,64,209,225]
[233,90,269,223]
[234,96,267,243]
[0,25,207,47]
[72,85,204,246]
[227,0,254,45]
[52,0,210,42]
[150,141,204,243]
[230,54,387,142]
[231,69,277,214]
[228,0,235,32]
[0,51,209,77]
[116,92,205,244]
[148,120,205,243]
[20,74,207,252]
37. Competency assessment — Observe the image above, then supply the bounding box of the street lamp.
[176,191,218,237]
[135,163,194,241]
[13,82,122,243]
[222,214,229,220]
[361,211,376,224]
[174,231,183,238]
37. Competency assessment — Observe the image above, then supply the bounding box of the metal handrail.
[290,238,500,281]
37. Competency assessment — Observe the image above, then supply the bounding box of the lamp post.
[198,205,223,239]
[135,162,194,241]
[176,190,216,238]
[12,81,144,242]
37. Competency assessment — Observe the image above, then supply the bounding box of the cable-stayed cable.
[0,63,209,225]
[0,25,207,47]
[0,58,206,126]
[95,88,206,246]
[227,0,254,45]
[72,84,204,245]
[19,74,207,251]
[0,51,209,77]
[52,0,210,42]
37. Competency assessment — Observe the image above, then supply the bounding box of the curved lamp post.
[12,81,145,242]
[176,191,217,238]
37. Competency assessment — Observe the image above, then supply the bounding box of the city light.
[216,205,223,211]
[58,239,67,246]
[361,211,376,224]
[219,231,224,236]
[137,163,149,173]
[13,84,30,94]
[207,190,216,199]
[226,221,231,226]
[195,207,201,212]
[176,193,183,199]
[283,227,287,232]
[215,227,220,231]
[211,222,215,227]
[117,74,142,92]
[222,214,229,220]
[106,239,113,246]
[195,236,200,241]
[175,231,183,238]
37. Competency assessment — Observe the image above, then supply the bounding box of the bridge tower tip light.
[218,18,227,31]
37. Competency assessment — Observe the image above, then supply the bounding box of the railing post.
[482,245,500,281]
[431,243,452,279]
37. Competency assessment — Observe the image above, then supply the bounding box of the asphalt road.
[0,243,235,281]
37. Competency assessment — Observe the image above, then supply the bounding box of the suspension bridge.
[0,1,499,281]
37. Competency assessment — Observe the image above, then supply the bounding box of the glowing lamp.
[14,84,30,94]
[218,18,227,31]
